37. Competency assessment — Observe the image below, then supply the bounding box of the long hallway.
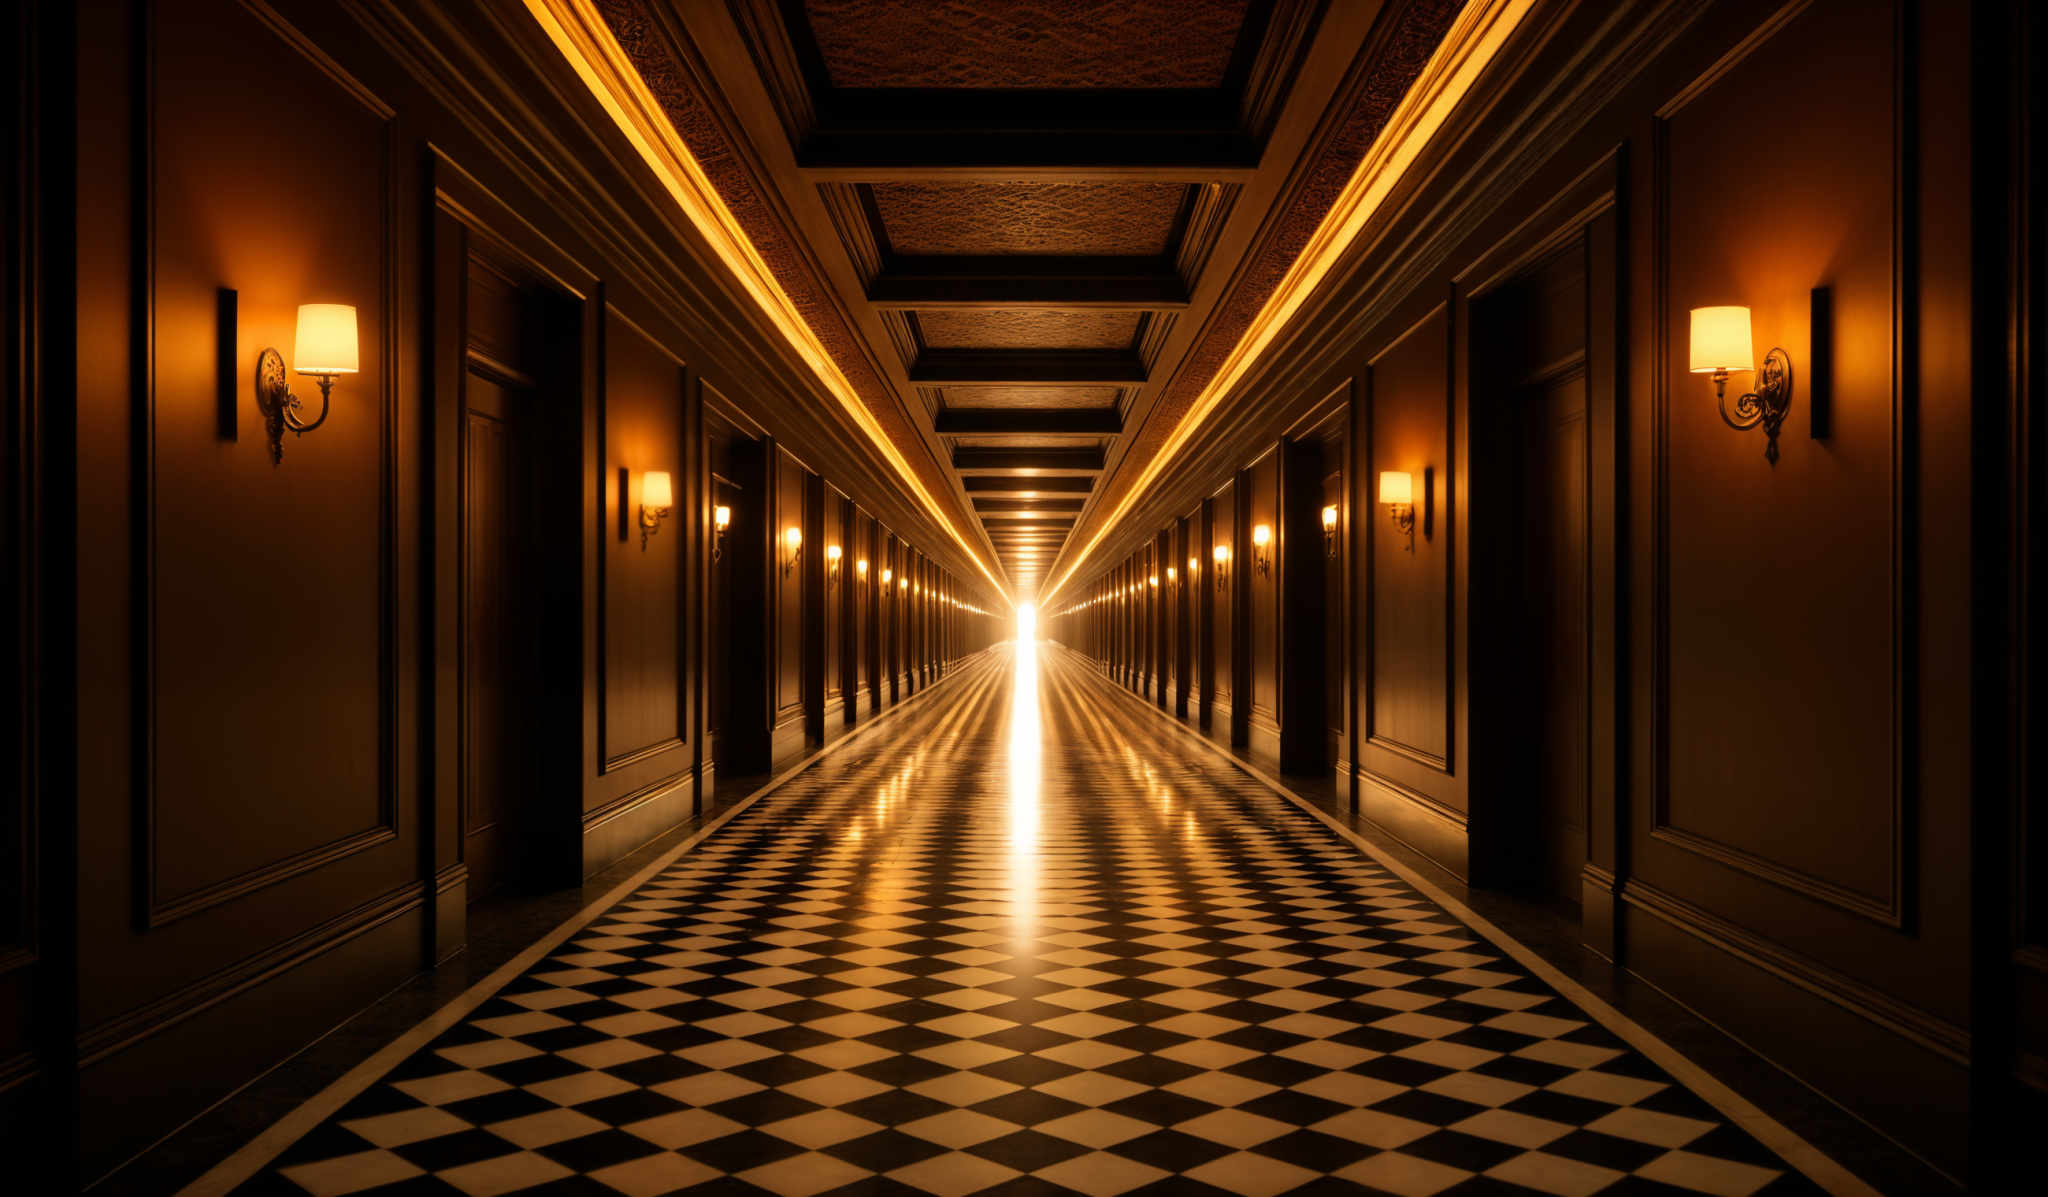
[200,645,1849,1197]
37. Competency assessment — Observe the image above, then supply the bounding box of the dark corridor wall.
[1046,0,2046,1185]
[0,0,1005,1182]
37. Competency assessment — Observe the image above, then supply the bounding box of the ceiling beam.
[912,351,1147,387]
[935,409,1121,436]
[954,448,1105,475]
[796,127,1260,182]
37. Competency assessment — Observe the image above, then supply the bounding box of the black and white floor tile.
[219,647,1846,1196]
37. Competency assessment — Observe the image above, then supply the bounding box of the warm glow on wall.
[1378,470,1413,506]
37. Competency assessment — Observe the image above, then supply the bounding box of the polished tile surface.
[230,645,1833,1195]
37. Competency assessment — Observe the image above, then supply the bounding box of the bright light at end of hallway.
[1015,601,1036,642]
[1007,622,1042,928]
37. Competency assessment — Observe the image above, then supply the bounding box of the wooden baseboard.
[1355,767,1469,880]
[1618,878,1969,1181]
[76,884,428,1178]
[581,771,696,877]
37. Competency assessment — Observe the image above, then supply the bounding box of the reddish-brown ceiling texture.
[801,0,1252,89]
[594,0,1460,598]
[870,183,1189,257]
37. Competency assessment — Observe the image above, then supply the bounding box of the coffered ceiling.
[560,0,1468,602]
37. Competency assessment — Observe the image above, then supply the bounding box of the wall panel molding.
[1646,0,1915,929]
[131,0,404,930]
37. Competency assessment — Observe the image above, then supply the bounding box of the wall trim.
[1619,877,1965,1065]
[76,879,426,1067]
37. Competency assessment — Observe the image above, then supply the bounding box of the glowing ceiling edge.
[1039,0,1536,611]
[523,0,1013,605]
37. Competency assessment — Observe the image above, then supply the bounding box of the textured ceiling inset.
[941,386,1120,410]
[949,435,1114,450]
[872,183,1187,257]
[801,0,1250,89]
[917,310,1140,349]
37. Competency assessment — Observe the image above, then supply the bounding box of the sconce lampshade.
[1213,543,1229,563]
[857,558,868,575]
[1251,524,1272,548]
[1322,505,1339,530]
[784,526,803,551]
[1689,306,1754,373]
[293,304,359,375]
[713,504,731,530]
[1379,470,1413,506]
[641,470,673,511]
[827,544,842,562]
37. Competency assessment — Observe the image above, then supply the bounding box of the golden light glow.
[640,469,673,511]
[1379,470,1413,506]
[1038,0,1535,606]
[1689,305,1755,373]
[856,557,868,577]
[293,304,358,375]
[1214,544,1230,564]
[1322,504,1338,531]
[1252,524,1271,548]
[881,568,892,584]
[524,0,1010,601]
[826,544,842,562]
[784,526,803,550]
[713,504,731,530]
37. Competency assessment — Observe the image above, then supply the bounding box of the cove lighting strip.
[1037,0,1536,608]
[524,0,1012,606]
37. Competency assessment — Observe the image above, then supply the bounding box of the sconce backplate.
[1719,346,1794,464]
[255,348,290,466]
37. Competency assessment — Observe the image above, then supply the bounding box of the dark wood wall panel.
[142,0,399,923]
[1208,481,1233,712]
[1365,306,1452,773]
[774,446,806,729]
[1652,0,1903,922]
[600,310,686,774]
[1245,450,1279,736]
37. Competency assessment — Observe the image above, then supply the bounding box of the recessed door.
[462,366,543,902]
[1517,368,1591,903]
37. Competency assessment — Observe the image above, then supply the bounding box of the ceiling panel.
[940,386,1120,410]
[801,0,1251,90]
[916,310,1140,350]
[871,183,1188,256]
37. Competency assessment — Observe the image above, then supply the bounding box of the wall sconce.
[712,505,731,562]
[1251,523,1272,577]
[1690,305,1793,464]
[1166,566,1176,584]
[1380,471,1416,552]
[1212,543,1231,592]
[1321,505,1339,558]
[782,525,803,577]
[255,303,356,466]
[856,557,869,585]
[882,567,893,587]
[826,544,842,584]
[639,470,672,550]
[899,577,908,593]
[1149,574,1159,589]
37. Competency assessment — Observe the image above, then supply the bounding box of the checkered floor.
[240,645,1826,1196]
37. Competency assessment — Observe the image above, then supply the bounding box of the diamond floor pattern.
[235,646,1829,1196]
